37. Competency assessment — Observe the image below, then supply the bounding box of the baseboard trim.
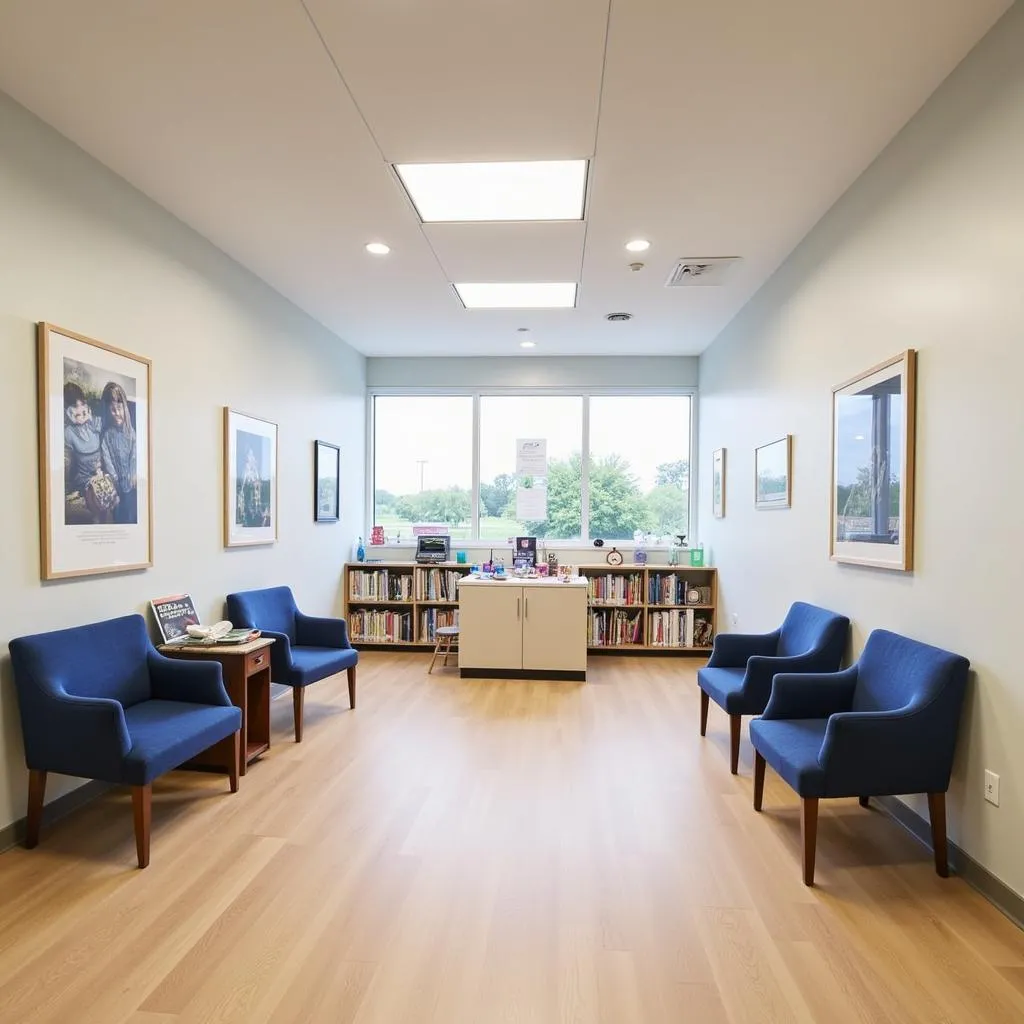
[875,795,1024,931]
[0,779,113,855]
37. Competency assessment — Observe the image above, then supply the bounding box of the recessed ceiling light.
[395,160,588,222]
[625,239,650,252]
[454,282,577,309]
[519,340,537,349]
[365,242,390,255]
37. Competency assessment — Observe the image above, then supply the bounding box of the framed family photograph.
[754,435,792,510]
[830,350,916,571]
[712,448,726,518]
[37,322,152,580]
[224,408,277,547]
[314,440,340,522]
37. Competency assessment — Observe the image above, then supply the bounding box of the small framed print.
[37,322,152,579]
[754,435,792,510]
[712,448,726,518]
[314,440,340,522]
[224,408,277,547]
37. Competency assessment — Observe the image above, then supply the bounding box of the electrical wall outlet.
[732,613,739,627]
[984,770,1000,806]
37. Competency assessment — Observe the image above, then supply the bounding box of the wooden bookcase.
[343,562,717,654]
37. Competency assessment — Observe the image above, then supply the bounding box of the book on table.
[166,627,261,647]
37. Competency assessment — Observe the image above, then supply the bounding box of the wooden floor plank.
[0,653,1022,1024]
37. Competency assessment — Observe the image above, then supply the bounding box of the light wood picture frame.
[830,350,916,571]
[314,440,340,522]
[224,408,278,547]
[37,322,153,579]
[712,448,726,518]
[754,435,792,510]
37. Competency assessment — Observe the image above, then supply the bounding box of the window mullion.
[581,395,590,541]
[471,392,481,540]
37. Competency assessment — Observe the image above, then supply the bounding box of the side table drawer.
[246,648,270,675]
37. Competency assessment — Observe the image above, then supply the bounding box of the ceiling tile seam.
[577,0,614,308]
[297,0,454,302]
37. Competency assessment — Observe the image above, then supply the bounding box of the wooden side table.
[158,637,275,777]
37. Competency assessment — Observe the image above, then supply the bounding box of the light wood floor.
[1,654,1023,1023]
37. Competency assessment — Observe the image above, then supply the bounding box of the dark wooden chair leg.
[801,797,819,886]
[132,784,152,869]
[859,796,870,808]
[928,792,949,877]
[753,752,766,811]
[347,665,357,709]
[699,689,709,737]
[293,687,305,743]
[25,769,47,849]
[729,714,741,774]
[229,732,240,793]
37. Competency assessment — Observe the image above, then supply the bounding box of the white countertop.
[458,575,589,588]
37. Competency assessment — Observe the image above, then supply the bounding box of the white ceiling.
[0,0,1011,357]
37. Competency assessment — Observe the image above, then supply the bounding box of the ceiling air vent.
[665,257,740,287]
[605,312,633,321]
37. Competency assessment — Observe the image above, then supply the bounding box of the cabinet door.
[458,585,523,669]
[522,586,587,672]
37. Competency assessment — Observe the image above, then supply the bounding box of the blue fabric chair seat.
[697,602,849,774]
[289,646,359,688]
[123,701,241,785]
[748,718,829,798]
[696,667,749,715]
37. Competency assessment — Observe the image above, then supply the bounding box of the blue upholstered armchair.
[750,629,970,886]
[697,602,849,773]
[226,586,358,742]
[9,614,242,868]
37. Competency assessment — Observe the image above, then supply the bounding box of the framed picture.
[224,408,277,547]
[712,448,726,518]
[314,440,340,522]
[37,322,152,579]
[754,435,792,510]
[830,350,916,571]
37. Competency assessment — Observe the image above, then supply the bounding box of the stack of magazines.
[169,627,261,647]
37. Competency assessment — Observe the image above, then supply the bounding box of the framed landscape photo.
[37,322,152,579]
[314,440,340,522]
[754,435,792,510]
[712,448,726,518]
[830,350,916,571]
[224,408,277,547]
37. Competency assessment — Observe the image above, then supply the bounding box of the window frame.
[366,385,699,547]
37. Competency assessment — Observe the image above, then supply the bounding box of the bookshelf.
[343,562,717,653]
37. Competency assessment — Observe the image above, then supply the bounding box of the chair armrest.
[295,612,350,649]
[22,689,131,777]
[818,709,951,796]
[741,650,832,711]
[258,630,293,680]
[707,630,780,668]
[147,652,231,706]
[761,666,859,720]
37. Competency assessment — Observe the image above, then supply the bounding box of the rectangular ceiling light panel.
[454,282,578,309]
[395,160,587,222]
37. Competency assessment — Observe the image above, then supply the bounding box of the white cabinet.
[458,580,587,679]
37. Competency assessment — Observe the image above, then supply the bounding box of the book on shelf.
[420,607,458,641]
[349,567,413,601]
[588,608,643,646]
[349,608,413,643]
[584,572,644,605]
[415,567,466,602]
[648,608,715,648]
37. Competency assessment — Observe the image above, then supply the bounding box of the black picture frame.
[314,440,340,522]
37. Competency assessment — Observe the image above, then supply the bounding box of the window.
[479,396,583,541]
[588,396,690,543]
[370,391,693,544]
[372,395,473,540]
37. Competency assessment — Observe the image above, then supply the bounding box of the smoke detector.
[665,257,740,287]
[605,312,633,322]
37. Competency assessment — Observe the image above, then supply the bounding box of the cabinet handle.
[525,596,528,619]
[254,655,264,666]
[517,597,521,620]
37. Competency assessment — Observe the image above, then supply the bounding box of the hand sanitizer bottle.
[356,536,365,562]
